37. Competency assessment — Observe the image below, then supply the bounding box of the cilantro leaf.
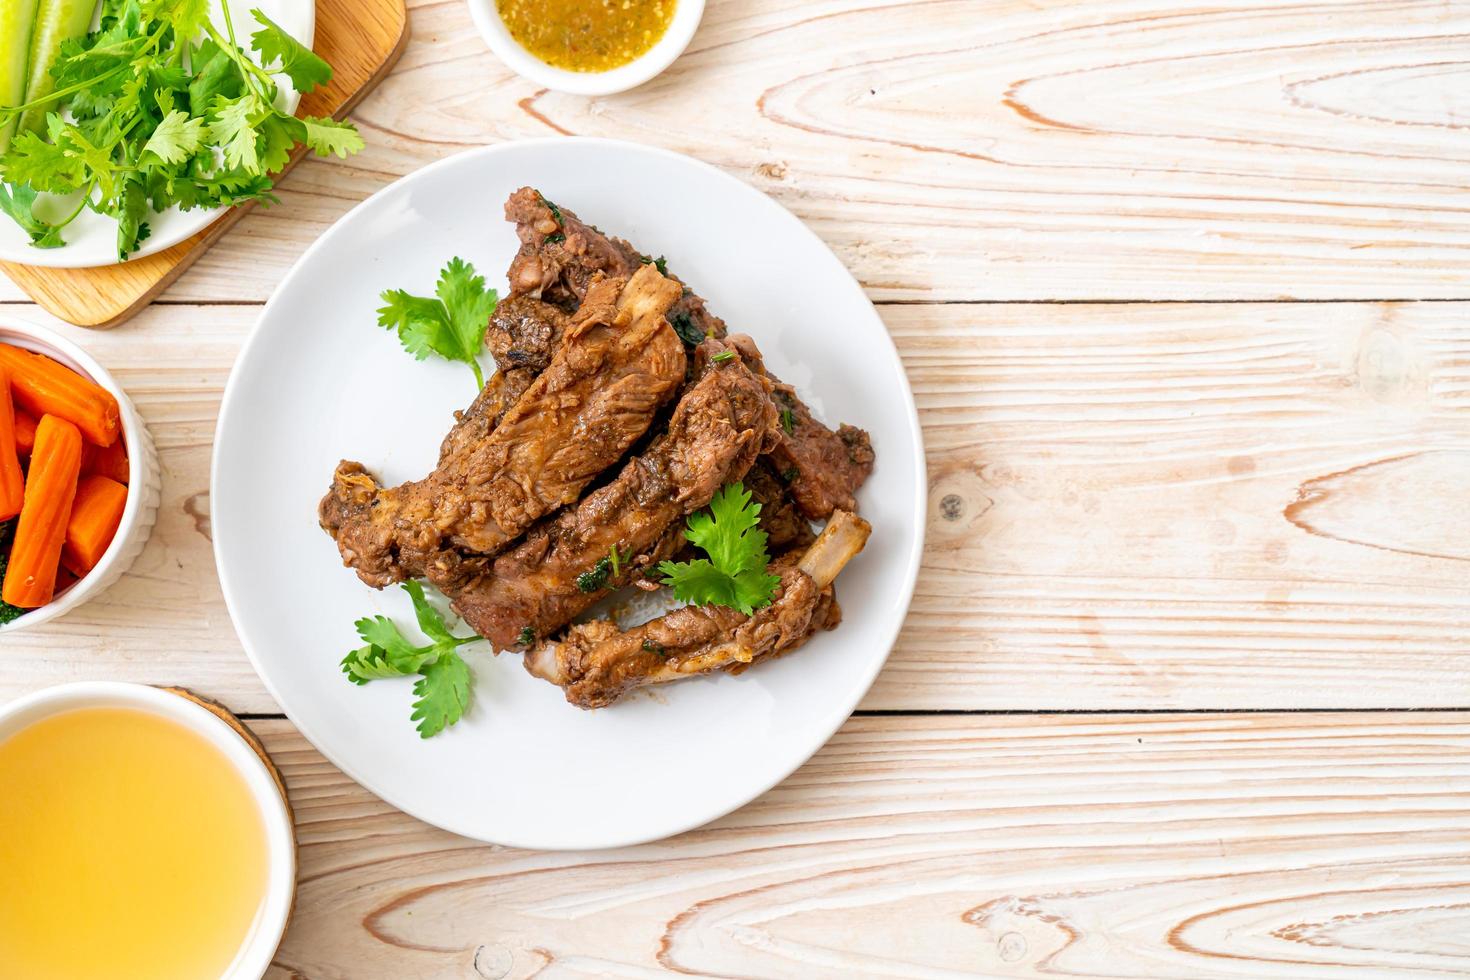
[141,0,210,36]
[249,9,333,93]
[2,130,84,193]
[299,114,363,159]
[113,175,152,259]
[0,184,66,248]
[188,39,246,115]
[377,257,498,389]
[141,109,206,164]
[658,483,782,614]
[339,582,482,736]
[255,112,303,173]
[411,652,472,739]
[339,644,407,685]
[208,93,264,173]
[403,579,456,644]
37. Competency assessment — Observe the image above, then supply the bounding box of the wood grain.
[3,0,1467,305]
[255,712,1470,979]
[0,0,408,327]
[0,299,1463,711]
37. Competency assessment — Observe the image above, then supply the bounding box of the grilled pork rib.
[319,266,686,589]
[448,342,780,650]
[525,511,872,708]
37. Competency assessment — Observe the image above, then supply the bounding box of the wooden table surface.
[5,1,1469,976]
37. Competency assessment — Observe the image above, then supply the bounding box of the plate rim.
[0,0,317,269]
[211,136,928,850]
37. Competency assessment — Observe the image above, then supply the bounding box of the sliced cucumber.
[0,0,40,152]
[18,0,96,137]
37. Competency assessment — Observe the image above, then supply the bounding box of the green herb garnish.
[639,253,668,275]
[0,0,363,258]
[341,581,480,738]
[576,545,628,593]
[377,256,498,389]
[657,482,781,614]
[711,350,735,364]
[668,310,703,346]
[516,625,535,647]
[641,639,665,656]
[780,407,794,434]
[576,557,611,593]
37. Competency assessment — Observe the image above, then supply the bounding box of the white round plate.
[213,138,926,850]
[0,0,315,269]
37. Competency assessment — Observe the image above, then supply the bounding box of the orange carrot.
[0,369,22,520]
[61,475,128,577]
[0,344,120,447]
[13,409,37,456]
[80,435,129,485]
[2,415,82,608]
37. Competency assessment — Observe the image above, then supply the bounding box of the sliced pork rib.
[449,343,780,650]
[525,510,872,709]
[319,266,686,589]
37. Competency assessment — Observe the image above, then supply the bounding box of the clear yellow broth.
[0,706,271,980]
[497,0,677,73]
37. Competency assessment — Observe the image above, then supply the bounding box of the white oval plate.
[213,138,926,850]
[0,0,315,269]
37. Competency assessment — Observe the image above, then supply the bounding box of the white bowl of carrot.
[0,315,159,633]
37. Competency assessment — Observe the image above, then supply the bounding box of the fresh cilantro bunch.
[341,581,481,738]
[659,482,783,615]
[0,0,364,259]
[377,256,499,389]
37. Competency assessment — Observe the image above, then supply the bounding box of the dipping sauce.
[496,0,677,73]
[0,707,270,980]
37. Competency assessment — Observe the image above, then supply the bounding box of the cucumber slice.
[0,0,40,152]
[18,0,97,137]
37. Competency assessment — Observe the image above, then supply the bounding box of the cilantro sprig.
[658,482,782,615]
[377,256,499,389]
[0,0,364,259]
[341,581,481,738]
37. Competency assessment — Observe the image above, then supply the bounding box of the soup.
[0,707,271,980]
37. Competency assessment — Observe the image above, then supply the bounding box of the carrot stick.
[61,474,128,577]
[2,415,82,608]
[13,408,37,455]
[0,344,120,447]
[80,435,129,485]
[0,368,22,520]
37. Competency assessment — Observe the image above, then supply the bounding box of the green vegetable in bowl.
[0,0,40,153]
[0,0,364,258]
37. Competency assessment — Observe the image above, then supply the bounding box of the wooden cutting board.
[0,0,409,329]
